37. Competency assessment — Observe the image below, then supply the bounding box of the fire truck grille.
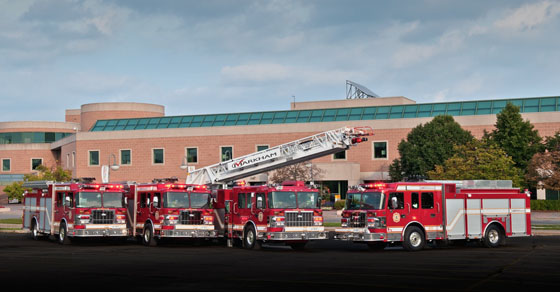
[91,210,115,224]
[180,211,202,225]
[285,211,313,227]
[349,213,366,228]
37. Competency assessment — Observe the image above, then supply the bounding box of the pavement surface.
[1,232,559,291]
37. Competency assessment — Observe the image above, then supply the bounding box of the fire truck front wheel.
[142,224,158,247]
[58,222,71,245]
[403,226,425,252]
[243,226,261,250]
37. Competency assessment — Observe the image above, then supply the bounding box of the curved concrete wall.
[80,102,165,131]
[0,121,79,133]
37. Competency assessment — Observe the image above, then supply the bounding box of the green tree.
[388,115,473,181]
[4,164,73,202]
[24,164,72,182]
[487,102,543,171]
[4,181,26,202]
[544,131,560,152]
[428,139,523,187]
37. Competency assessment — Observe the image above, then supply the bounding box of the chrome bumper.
[260,231,328,241]
[161,229,218,238]
[334,228,385,242]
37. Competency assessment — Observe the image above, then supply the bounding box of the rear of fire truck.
[219,181,327,250]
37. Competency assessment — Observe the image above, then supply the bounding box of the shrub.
[531,200,560,211]
[4,182,26,202]
[334,199,346,210]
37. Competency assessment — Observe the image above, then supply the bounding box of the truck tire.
[58,222,71,245]
[243,225,261,250]
[142,224,158,247]
[403,226,425,251]
[30,219,40,240]
[483,224,502,248]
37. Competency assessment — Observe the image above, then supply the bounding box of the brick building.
[1,96,559,201]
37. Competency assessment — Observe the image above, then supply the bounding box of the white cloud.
[495,1,560,31]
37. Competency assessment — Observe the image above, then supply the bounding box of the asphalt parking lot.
[1,232,559,291]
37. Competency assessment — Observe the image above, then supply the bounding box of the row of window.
[90,96,560,131]
[1,158,43,172]
[86,142,389,166]
[0,132,72,144]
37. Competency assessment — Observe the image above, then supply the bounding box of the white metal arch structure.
[186,127,373,185]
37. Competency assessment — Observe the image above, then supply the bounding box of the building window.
[221,146,233,162]
[153,148,164,164]
[89,150,99,166]
[333,150,346,160]
[373,141,388,159]
[2,159,10,172]
[121,149,131,165]
[186,147,198,163]
[72,152,75,168]
[256,145,269,152]
[31,158,43,170]
[66,153,70,168]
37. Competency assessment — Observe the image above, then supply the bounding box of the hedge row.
[334,200,346,210]
[531,200,560,211]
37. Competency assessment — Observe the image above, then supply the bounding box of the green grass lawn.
[324,222,341,227]
[532,225,560,230]
[0,218,22,224]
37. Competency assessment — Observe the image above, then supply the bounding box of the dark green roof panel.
[89,96,559,131]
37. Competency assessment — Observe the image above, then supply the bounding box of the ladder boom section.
[186,127,373,185]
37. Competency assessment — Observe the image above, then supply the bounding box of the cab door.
[54,191,66,224]
[386,191,410,241]
[137,192,150,232]
[417,191,443,239]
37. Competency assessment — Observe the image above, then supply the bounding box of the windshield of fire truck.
[190,192,210,208]
[346,192,385,210]
[75,192,102,208]
[297,192,320,209]
[164,192,189,208]
[103,192,124,208]
[268,191,297,209]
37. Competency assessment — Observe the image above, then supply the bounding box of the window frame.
[1,158,10,172]
[152,148,165,165]
[372,140,388,160]
[120,149,132,166]
[333,150,347,161]
[256,145,269,152]
[186,147,199,164]
[220,146,233,162]
[88,150,100,167]
[31,158,43,171]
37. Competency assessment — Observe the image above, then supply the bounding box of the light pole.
[102,153,120,183]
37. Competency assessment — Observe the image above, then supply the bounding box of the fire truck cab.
[126,179,217,246]
[217,181,327,250]
[334,180,531,251]
[22,180,128,244]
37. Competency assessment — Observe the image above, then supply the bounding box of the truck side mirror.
[153,196,159,208]
[391,197,398,209]
[65,196,72,208]
[256,196,264,209]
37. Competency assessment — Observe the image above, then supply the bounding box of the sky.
[1,0,560,122]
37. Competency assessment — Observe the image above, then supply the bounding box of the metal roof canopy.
[346,80,379,99]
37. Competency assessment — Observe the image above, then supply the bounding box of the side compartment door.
[445,199,466,239]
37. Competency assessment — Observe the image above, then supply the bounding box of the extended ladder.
[186,127,373,185]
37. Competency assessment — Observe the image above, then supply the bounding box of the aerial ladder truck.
[185,126,373,249]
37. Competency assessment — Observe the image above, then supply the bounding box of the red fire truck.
[125,178,218,246]
[216,181,326,250]
[334,180,531,251]
[22,180,128,244]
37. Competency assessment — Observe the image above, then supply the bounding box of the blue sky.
[1,0,559,121]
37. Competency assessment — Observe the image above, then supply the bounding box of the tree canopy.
[389,115,473,181]
[428,139,523,187]
[486,102,543,171]
[526,150,560,190]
